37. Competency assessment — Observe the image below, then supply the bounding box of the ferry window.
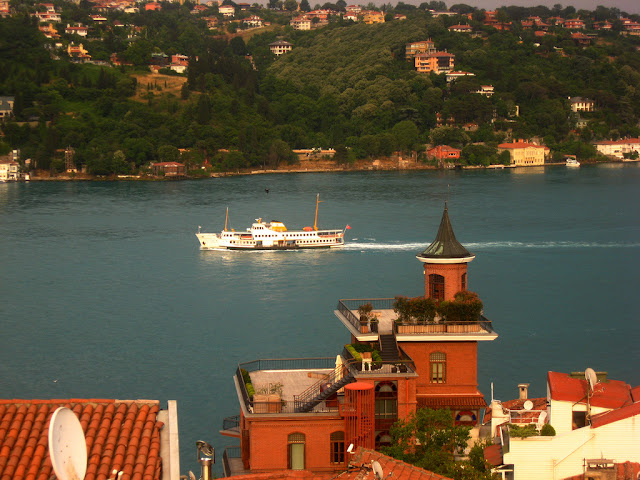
[288,433,305,470]
[430,352,446,383]
[330,431,344,464]
[429,274,445,301]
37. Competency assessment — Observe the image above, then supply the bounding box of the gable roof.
[417,204,473,260]
[0,399,163,480]
[547,371,633,409]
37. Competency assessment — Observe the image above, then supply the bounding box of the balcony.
[335,298,497,341]
[222,446,246,477]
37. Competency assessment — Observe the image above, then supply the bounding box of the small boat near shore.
[565,155,580,167]
[196,194,348,250]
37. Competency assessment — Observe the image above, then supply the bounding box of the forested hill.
[1,3,640,175]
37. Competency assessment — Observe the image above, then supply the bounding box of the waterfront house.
[497,140,549,166]
[592,138,640,159]
[151,162,186,177]
[0,399,180,480]
[269,40,293,56]
[414,51,455,74]
[486,371,640,480]
[221,206,497,476]
[427,145,461,162]
[0,157,19,181]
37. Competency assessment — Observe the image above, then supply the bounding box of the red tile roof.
[547,372,633,409]
[590,401,640,428]
[0,399,163,480]
[482,397,547,423]
[497,141,548,150]
[562,462,640,480]
[229,448,452,480]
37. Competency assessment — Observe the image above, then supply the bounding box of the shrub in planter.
[508,424,538,438]
[540,424,556,436]
[345,344,363,362]
[437,291,483,322]
[358,302,374,322]
[393,295,436,323]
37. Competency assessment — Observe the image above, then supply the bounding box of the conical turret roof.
[418,204,473,259]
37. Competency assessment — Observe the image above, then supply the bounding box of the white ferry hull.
[196,229,346,250]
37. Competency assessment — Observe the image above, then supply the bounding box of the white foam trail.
[343,241,640,251]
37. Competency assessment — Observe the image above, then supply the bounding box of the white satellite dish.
[372,460,384,480]
[48,407,87,480]
[585,368,598,392]
[523,400,533,411]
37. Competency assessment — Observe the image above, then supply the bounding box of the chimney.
[518,383,530,400]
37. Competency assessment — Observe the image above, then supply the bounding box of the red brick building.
[426,145,461,162]
[221,206,497,476]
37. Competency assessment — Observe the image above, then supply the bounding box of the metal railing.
[337,298,395,332]
[293,363,354,412]
[394,315,494,334]
[341,346,416,375]
[222,446,241,478]
[222,415,240,432]
[237,358,337,415]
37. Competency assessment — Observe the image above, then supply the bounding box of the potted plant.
[437,291,483,330]
[358,303,373,332]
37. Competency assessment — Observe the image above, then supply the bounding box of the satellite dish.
[372,460,384,480]
[585,368,598,392]
[48,407,87,480]
[523,400,533,411]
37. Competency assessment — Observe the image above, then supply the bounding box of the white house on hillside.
[487,371,640,480]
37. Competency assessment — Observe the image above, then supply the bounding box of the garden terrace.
[335,298,498,341]
[234,354,419,416]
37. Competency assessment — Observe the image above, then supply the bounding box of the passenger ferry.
[196,195,348,250]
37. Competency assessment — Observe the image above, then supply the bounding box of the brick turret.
[416,204,474,301]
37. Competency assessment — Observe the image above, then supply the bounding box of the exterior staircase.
[294,367,355,413]
[379,333,400,362]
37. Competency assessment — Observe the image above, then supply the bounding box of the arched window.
[375,382,398,420]
[429,274,445,301]
[330,431,344,464]
[288,433,305,470]
[461,273,467,291]
[430,352,446,383]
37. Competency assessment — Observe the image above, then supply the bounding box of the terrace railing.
[237,358,337,415]
[337,298,395,332]
[341,345,416,376]
[222,415,240,432]
[222,446,242,478]
[394,315,494,335]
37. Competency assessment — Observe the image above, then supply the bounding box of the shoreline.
[17,158,638,182]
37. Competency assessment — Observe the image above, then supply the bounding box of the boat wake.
[343,240,640,251]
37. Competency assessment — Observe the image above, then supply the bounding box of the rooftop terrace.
[335,298,497,342]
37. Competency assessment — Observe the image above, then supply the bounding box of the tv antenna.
[48,407,87,480]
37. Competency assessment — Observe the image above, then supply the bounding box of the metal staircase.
[379,333,400,362]
[294,364,355,413]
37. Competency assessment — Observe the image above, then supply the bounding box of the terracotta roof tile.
[0,399,164,480]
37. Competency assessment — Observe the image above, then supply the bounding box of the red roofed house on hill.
[220,205,497,476]
[0,399,180,480]
[486,371,640,480]
[426,145,461,164]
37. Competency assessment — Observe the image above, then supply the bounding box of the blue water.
[1,165,639,474]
